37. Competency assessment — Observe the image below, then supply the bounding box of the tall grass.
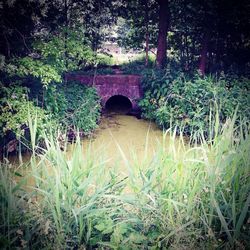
[0,112,249,249]
[0,161,34,248]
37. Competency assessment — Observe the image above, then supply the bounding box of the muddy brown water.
[80,114,177,167]
[90,114,162,151]
[7,114,186,187]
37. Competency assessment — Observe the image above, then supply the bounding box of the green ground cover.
[0,111,249,249]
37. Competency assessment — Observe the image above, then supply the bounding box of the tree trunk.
[64,0,69,69]
[185,34,190,69]
[199,32,209,75]
[144,0,149,66]
[3,32,10,58]
[145,30,149,66]
[156,0,169,69]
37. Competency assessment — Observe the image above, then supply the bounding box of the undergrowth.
[139,71,250,136]
[0,111,249,249]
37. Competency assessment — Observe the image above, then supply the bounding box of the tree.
[79,0,121,51]
[117,0,158,65]
[1,0,249,74]
[171,0,250,74]
[156,0,170,68]
[0,0,45,58]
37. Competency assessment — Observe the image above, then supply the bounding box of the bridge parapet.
[66,74,141,85]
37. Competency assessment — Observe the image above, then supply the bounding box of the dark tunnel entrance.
[105,95,132,114]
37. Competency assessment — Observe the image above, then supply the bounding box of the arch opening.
[105,95,132,114]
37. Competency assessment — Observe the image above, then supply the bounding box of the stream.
[78,113,184,172]
[6,112,187,193]
[9,114,183,170]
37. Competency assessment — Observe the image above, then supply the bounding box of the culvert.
[105,95,132,114]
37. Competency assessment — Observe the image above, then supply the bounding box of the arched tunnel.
[105,95,133,114]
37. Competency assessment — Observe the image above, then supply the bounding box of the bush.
[96,53,115,66]
[34,28,96,73]
[0,80,101,153]
[120,53,156,74]
[44,81,101,134]
[139,71,250,135]
[0,84,55,141]
[62,81,101,134]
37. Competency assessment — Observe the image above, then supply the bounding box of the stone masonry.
[66,74,143,110]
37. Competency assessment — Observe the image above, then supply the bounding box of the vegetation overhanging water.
[1,112,249,249]
[9,113,184,181]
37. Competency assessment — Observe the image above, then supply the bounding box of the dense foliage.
[0,116,249,249]
[0,80,101,153]
[45,81,101,134]
[0,84,54,140]
[1,0,249,72]
[4,29,96,87]
[139,71,250,135]
[0,27,102,153]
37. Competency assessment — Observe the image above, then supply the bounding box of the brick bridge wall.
[66,74,143,110]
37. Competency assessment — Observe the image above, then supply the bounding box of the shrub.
[61,81,101,134]
[139,71,250,135]
[96,53,115,66]
[120,53,156,74]
[5,28,97,89]
[34,28,96,73]
[44,81,101,134]
[0,84,55,141]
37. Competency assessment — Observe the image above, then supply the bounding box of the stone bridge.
[66,74,143,111]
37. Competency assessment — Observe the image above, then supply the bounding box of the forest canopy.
[0,0,249,73]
